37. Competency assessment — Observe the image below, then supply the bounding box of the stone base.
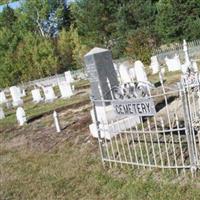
[90,105,124,124]
[89,116,140,140]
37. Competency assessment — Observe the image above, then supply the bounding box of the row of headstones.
[0,71,74,123]
[114,60,150,86]
[0,71,74,106]
[150,40,199,74]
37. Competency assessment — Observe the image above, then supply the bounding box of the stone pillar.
[84,47,119,105]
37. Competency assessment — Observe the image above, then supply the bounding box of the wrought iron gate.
[92,75,200,175]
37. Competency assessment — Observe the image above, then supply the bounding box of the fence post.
[53,111,61,133]
[91,96,105,167]
[180,83,197,174]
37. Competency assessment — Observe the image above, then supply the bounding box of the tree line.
[0,0,199,88]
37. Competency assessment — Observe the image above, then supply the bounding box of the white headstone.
[129,67,136,82]
[150,56,160,74]
[58,81,73,98]
[0,107,5,119]
[165,54,181,72]
[134,60,148,84]
[43,86,57,102]
[65,71,74,83]
[31,89,43,103]
[192,61,198,72]
[16,107,26,126]
[0,91,7,104]
[119,63,131,83]
[10,86,23,107]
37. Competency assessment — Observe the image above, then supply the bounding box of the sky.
[0,0,73,12]
[0,1,22,12]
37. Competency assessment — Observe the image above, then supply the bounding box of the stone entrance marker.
[84,47,140,139]
[84,47,119,104]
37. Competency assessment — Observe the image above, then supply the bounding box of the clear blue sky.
[0,0,73,12]
[0,1,22,12]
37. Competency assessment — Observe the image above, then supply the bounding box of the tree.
[56,28,74,72]
[15,33,58,83]
[72,0,159,58]
[0,5,17,29]
[155,0,200,43]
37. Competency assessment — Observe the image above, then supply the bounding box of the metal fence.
[153,39,200,64]
[91,74,200,176]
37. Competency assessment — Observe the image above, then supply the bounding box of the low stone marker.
[16,107,26,126]
[65,71,74,83]
[31,88,43,103]
[43,86,57,102]
[119,62,131,83]
[0,107,5,119]
[134,60,150,86]
[129,67,136,82]
[0,91,7,104]
[58,81,73,98]
[10,86,23,107]
[165,54,182,72]
[150,56,160,74]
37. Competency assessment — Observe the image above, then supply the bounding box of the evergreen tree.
[156,0,200,43]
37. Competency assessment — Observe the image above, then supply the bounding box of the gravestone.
[16,107,26,126]
[65,71,74,83]
[119,62,132,83]
[43,86,57,102]
[134,60,149,84]
[10,86,23,107]
[150,56,160,74]
[0,91,7,104]
[58,81,73,98]
[192,61,198,72]
[0,107,5,119]
[31,88,43,103]
[165,54,181,72]
[84,47,119,103]
[129,67,136,82]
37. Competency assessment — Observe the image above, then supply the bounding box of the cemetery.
[1,37,200,199]
[1,0,200,199]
